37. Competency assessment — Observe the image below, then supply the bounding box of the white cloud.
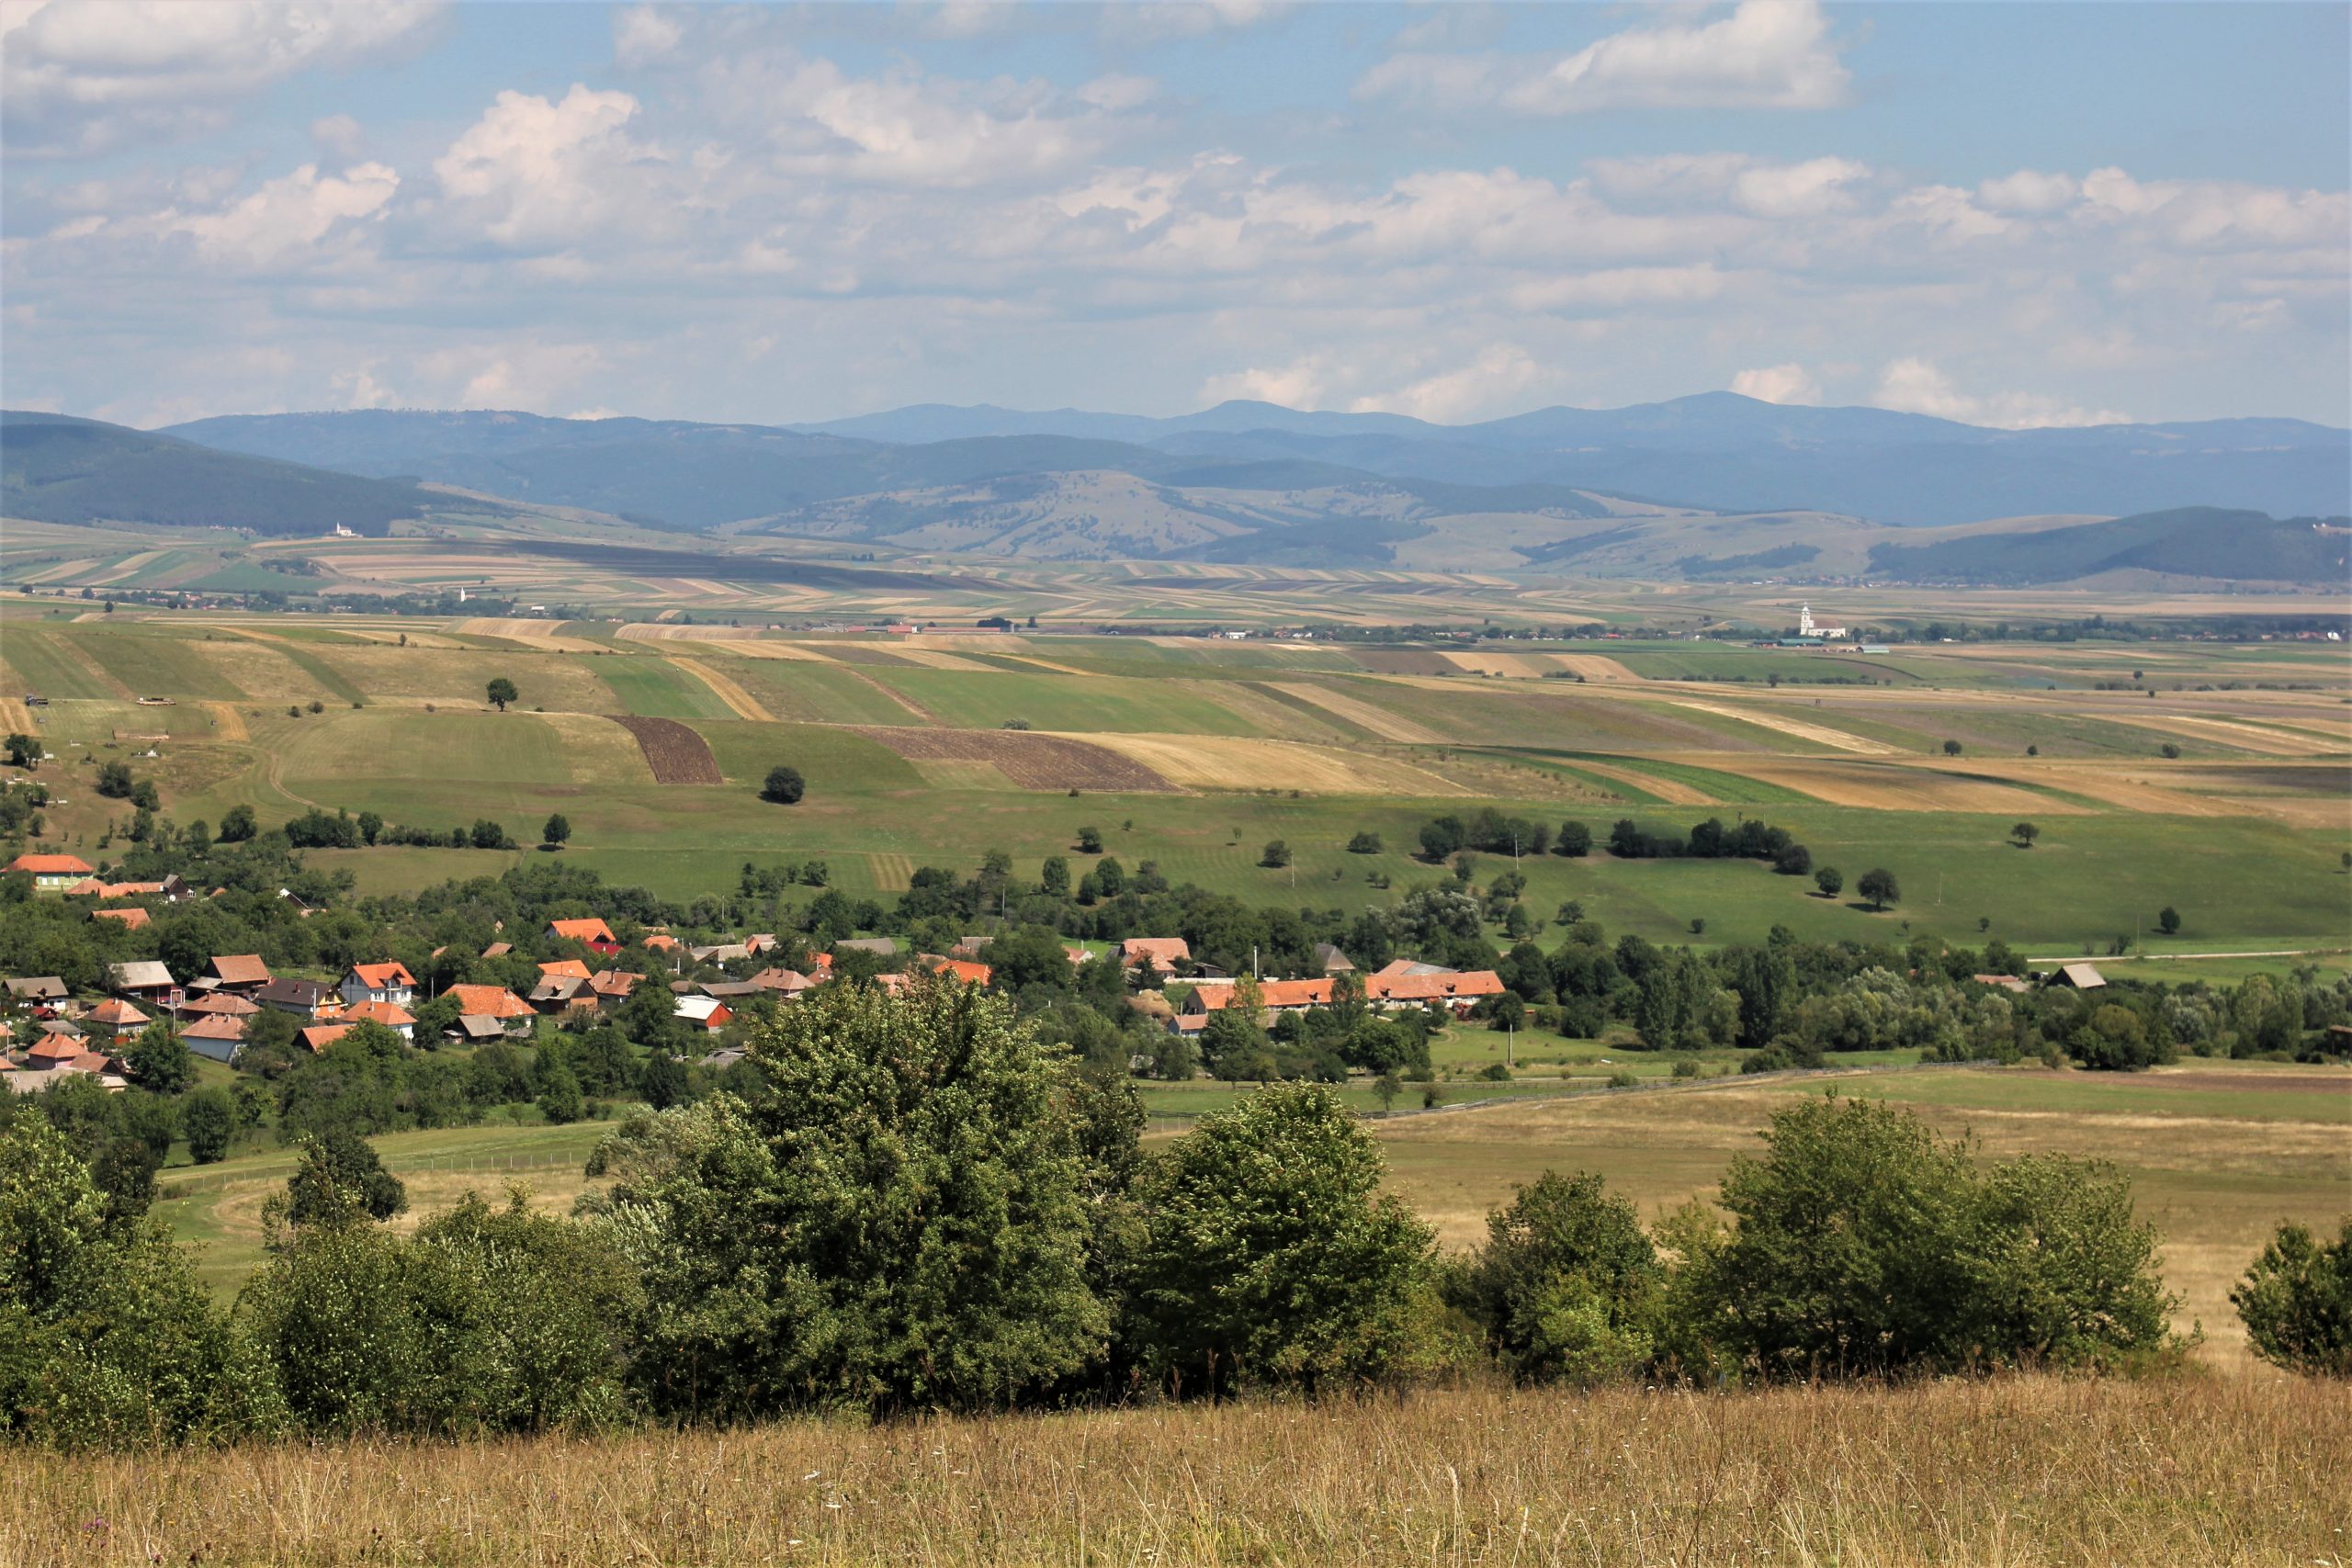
[1978,169,2077,214]
[1076,73,1157,112]
[612,4,683,66]
[1199,354,1343,410]
[433,85,651,250]
[1351,344,1544,423]
[1731,363,1820,404]
[3,0,440,153]
[1360,0,1849,115]
[152,160,398,269]
[1872,357,2130,429]
[309,113,366,161]
[1733,155,1869,217]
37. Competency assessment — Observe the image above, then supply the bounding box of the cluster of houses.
[1121,939,1509,1036]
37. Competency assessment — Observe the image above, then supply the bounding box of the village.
[1,848,1518,1093]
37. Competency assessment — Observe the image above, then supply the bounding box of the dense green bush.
[1697,1097,2176,1376]
[1452,1171,1663,1385]
[2231,1219,2351,1376]
[1123,1083,1436,1394]
[588,976,1106,1417]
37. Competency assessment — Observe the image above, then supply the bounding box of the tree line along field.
[3,602,2346,956]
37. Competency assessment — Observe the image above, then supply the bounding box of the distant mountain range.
[3,395,2346,585]
[164,391,2348,531]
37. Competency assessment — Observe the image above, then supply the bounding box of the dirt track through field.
[1271,682,1446,743]
[606,715,721,785]
[664,658,775,722]
[200,702,249,741]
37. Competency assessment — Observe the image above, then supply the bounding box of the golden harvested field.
[1079,731,1470,795]
[855,726,1179,792]
[665,657,777,722]
[7,1378,2338,1567]
[1733,757,2093,813]
[1659,698,1905,755]
[1270,681,1448,742]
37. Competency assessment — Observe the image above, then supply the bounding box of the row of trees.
[5,982,2342,1450]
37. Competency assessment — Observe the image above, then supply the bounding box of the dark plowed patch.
[608,714,720,785]
[852,727,1180,793]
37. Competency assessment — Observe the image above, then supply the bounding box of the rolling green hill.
[0,412,452,536]
[1866,507,2350,585]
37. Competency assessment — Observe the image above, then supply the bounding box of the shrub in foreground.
[2232,1218,2351,1376]
[1697,1096,2177,1377]
[590,976,1106,1417]
[1125,1083,1437,1394]
[1452,1170,1664,1385]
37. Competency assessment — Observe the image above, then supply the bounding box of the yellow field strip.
[201,702,249,742]
[1568,758,1717,806]
[1737,759,2093,815]
[2105,713,2346,757]
[0,699,35,735]
[664,658,775,723]
[1071,732,1468,797]
[1269,682,1447,743]
[1664,699,1905,755]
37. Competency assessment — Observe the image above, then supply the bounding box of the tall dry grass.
[6,1375,2340,1566]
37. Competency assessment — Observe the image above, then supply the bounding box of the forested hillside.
[0,413,446,536]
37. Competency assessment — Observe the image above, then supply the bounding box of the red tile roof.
[346,962,415,989]
[92,907,150,929]
[85,998,150,1027]
[6,853,94,875]
[548,919,616,944]
[208,954,273,986]
[444,984,534,1020]
[345,999,416,1028]
[183,1015,245,1042]
[538,959,594,980]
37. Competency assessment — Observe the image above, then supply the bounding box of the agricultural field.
[2,599,2343,953]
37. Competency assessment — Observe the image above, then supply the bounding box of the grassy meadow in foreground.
[7,1377,2340,1566]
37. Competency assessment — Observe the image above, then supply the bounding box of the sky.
[2,0,2346,431]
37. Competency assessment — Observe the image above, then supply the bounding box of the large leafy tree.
[592,976,1105,1417]
[1124,1082,1433,1394]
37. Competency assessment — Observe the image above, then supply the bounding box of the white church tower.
[1799,604,1849,639]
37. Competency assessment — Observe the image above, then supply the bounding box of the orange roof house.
[92,907,149,930]
[547,918,619,953]
[924,957,994,987]
[1122,938,1192,970]
[344,999,417,1035]
[6,853,96,889]
[538,959,594,981]
[205,954,274,989]
[85,998,150,1043]
[641,933,680,953]
[300,1024,351,1053]
[445,984,534,1020]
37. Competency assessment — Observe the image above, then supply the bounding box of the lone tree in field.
[1942,739,1963,756]
[1858,867,1899,910]
[1346,830,1382,854]
[486,677,518,712]
[3,732,36,769]
[1815,866,1843,899]
[542,813,572,849]
[2011,821,2040,849]
[1261,839,1292,869]
[2157,905,2181,935]
[760,765,805,805]
[1076,825,1104,854]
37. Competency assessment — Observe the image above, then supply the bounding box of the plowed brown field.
[607,715,721,784]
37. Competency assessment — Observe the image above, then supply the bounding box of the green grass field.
[3,605,2343,954]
